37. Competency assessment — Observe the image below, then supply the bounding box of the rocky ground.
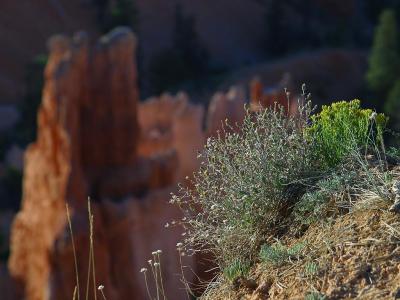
[204,195,400,299]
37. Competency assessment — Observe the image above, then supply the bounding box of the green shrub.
[172,103,316,268]
[173,98,390,279]
[308,100,387,168]
[259,242,305,266]
[223,258,250,282]
[304,292,326,300]
[293,170,356,226]
[303,261,319,277]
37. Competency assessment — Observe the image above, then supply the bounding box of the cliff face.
[7,28,196,300]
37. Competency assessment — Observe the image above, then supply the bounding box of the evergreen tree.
[172,4,208,78]
[385,78,400,130]
[148,4,208,94]
[366,9,400,94]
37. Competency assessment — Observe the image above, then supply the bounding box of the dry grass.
[206,187,400,299]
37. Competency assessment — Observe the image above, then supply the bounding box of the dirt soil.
[205,205,400,299]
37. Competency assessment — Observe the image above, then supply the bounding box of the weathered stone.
[8,28,191,300]
[138,92,205,180]
[250,75,292,113]
[206,86,246,137]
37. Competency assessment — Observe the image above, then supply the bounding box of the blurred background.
[1,0,400,299]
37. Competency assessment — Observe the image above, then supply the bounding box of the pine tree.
[385,78,400,130]
[366,9,400,94]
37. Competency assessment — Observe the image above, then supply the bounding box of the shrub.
[292,169,355,226]
[303,261,319,277]
[259,242,304,266]
[172,102,317,268]
[173,98,390,282]
[223,258,250,282]
[308,100,387,168]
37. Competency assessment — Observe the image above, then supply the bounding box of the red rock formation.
[9,27,306,300]
[206,86,246,137]
[138,92,205,180]
[250,76,287,112]
[8,28,191,300]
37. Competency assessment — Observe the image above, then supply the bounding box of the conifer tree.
[366,9,400,94]
[385,78,400,130]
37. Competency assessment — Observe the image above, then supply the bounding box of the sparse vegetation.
[222,258,250,283]
[259,242,304,266]
[171,91,399,299]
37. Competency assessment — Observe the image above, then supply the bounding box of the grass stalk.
[66,204,80,300]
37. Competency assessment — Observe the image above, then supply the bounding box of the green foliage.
[366,9,400,93]
[173,103,316,268]
[223,259,250,282]
[259,242,304,266]
[293,170,355,225]
[303,262,319,277]
[173,98,391,279]
[385,78,400,131]
[308,100,387,168]
[304,292,326,300]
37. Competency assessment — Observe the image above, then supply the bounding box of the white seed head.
[140,268,148,273]
[98,285,104,291]
[176,242,183,248]
[151,251,157,255]
[157,250,162,254]
[154,262,160,267]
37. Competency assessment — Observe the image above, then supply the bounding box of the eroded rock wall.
[8,28,192,300]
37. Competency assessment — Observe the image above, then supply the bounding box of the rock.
[138,92,205,180]
[206,86,246,137]
[249,75,293,113]
[8,28,191,300]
